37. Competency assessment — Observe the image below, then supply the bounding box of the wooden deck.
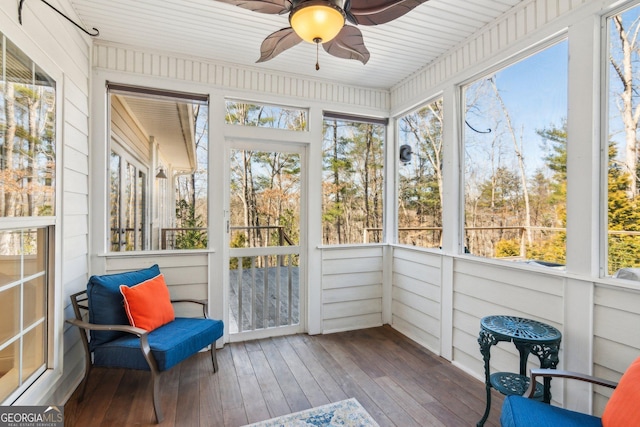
[63,326,503,426]
[229,265,300,333]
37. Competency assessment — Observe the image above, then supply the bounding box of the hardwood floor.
[63,326,504,426]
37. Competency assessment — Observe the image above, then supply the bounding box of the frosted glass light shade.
[290,1,345,44]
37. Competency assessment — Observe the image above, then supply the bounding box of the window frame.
[458,37,569,265]
[0,29,62,405]
[321,112,388,246]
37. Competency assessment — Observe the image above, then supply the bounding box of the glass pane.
[23,276,45,329]
[0,286,20,346]
[173,105,208,250]
[0,230,22,286]
[607,6,640,276]
[229,150,300,248]
[22,323,45,382]
[124,162,136,251]
[0,340,19,402]
[23,228,46,278]
[322,119,385,244]
[225,101,307,130]
[0,35,56,218]
[109,152,121,251]
[136,170,145,250]
[397,99,443,248]
[463,41,568,267]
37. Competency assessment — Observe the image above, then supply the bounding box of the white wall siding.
[93,42,390,111]
[0,0,91,406]
[592,285,640,414]
[100,253,210,318]
[452,260,564,384]
[391,247,442,354]
[322,247,384,333]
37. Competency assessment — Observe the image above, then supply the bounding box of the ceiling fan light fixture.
[289,0,346,44]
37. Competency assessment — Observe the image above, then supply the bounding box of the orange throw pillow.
[120,274,175,332]
[602,356,640,426]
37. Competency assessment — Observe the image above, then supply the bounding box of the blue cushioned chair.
[67,265,224,423]
[500,369,618,427]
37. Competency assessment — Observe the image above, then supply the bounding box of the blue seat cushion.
[93,317,224,372]
[501,396,602,427]
[87,264,161,349]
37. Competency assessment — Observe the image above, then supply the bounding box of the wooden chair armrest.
[170,299,209,317]
[525,368,618,397]
[66,318,148,337]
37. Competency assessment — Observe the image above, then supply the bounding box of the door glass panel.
[229,150,300,248]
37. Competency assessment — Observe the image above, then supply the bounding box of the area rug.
[243,398,380,427]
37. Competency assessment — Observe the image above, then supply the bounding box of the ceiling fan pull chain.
[316,42,320,71]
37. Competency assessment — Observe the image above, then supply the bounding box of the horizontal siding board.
[393,258,441,285]
[103,253,208,272]
[322,257,383,275]
[593,305,640,349]
[322,246,384,260]
[453,290,561,331]
[392,247,442,267]
[323,313,382,332]
[323,299,382,320]
[323,284,382,304]
[391,300,439,338]
[64,146,89,175]
[594,285,640,312]
[392,316,439,354]
[392,287,440,319]
[393,273,441,303]
[322,271,382,290]
[455,276,563,321]
[455,260,564,296]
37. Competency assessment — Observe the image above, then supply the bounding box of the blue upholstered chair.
[67,264,224,423]
[500,362,640,427]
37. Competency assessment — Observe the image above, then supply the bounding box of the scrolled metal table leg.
[477,329,496,427]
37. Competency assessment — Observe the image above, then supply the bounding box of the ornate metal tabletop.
[481,315,562,342]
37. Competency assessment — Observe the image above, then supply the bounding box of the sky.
[464,40,568,179]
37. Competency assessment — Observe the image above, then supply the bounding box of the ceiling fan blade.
[322,26,370,65]
[215,0,291,15]
[349,0,429,25]
[257,28,303,63]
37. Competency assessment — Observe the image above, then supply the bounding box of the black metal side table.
[476,315,561,427]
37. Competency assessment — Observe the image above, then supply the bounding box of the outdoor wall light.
[155,167,168,179]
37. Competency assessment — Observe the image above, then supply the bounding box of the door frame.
[223,138,308,342]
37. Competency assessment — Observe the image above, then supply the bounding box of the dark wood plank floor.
[63,326,503,427]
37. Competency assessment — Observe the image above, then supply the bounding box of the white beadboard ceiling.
[68,0,524,90]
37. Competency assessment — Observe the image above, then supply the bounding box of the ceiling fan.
[215,0,429,68]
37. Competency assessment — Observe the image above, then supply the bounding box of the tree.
[610,14,640,197]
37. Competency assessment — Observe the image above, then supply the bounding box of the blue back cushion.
[87,264,161,349]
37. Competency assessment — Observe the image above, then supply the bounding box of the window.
[463,41,568,266]
[397,98,443,247]
[107,86,208,251]
[606,5,640,277]
[110,146,147,251]
[322,114,386,244]
[225,100,307,130]
[0,32,55,402]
